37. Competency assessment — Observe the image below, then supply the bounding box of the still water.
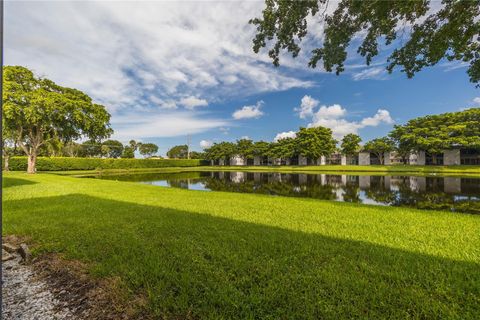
[92,171,480,214]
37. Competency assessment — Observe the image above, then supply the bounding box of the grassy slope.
[3,172,480,319]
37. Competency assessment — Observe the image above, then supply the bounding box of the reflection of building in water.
[231,172,245,183]
[444,177,461,194]
[409,176,426,192]
[298,174,307,185]
[359,176,370,189]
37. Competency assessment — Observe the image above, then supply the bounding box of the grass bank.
[3,172,480,319]
[50,164,480,178]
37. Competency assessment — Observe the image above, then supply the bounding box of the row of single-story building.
[210,148,480,166]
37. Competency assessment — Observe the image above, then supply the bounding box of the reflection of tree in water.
[98,171,203,182]
[364,177,397,204]
[342,183,362,203]
[203,176,337,200]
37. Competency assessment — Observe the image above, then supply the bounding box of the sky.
[5,1,480,156]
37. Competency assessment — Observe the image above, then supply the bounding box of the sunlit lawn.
[3,172,480,319]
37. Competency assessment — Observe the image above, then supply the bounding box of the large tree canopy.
[167,144,189,159]
[296,126,337,160]
[340,133,361,156]
[363,137,395,165]
[250,0,480,86]
[2,66,112,173]
[138,143,159,158]
[389,108,480,155]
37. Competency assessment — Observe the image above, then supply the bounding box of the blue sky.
[5,1,479,156]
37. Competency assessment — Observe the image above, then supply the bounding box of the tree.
[251,1,480,86]
[101,140,124,158]
[270,137,297,160]
[129,140,139,151]
[139,143,159,158]
[189,151,205,159]
[62,141,82,157]
[121,146,135,158]
[235,139,255,160]
[363,137,394,165]
[167,145,188,159]
[204,142,236,163]
[2,119,17,171]
[389,108,480,164]
[340,133,362,156]
[79,140,102,157]
[2,66,112,173]
[389,125,415,164]
[296,126,336,160]
[253,141,271,158]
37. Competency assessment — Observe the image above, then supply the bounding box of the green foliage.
[121,146,135,159]
[6,157,206,171]
[189,151,205,159]
[296,126,336,159]
[204,142,236,161]
[270,137,298,159]
[3,172,480,318]
[389,108,480,154]
[235,139,255,159]
[253,141,271,157]
[167,145,188,159]
[363,137,395,164]
[2,66,112,172]
[340,134,362,156]
[138,143,159,158]
[101,139,124,158]
[250,1,480,86]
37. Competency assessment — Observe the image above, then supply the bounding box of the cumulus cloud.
[294,96,393,139]
[200,140,213,149]
[473,97,480,105]
[295,95,319,119]
[232,101,264,120]
[180,96,208,109]
[274,131,297,142]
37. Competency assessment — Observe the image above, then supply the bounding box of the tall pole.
[187,134,191,159]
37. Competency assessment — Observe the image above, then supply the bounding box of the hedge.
[5,157,208,171]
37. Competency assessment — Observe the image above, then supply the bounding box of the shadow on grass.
[2,177,37,188]
[3,194,479,319]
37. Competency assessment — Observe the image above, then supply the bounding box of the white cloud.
[111,111,229,141]
[232,101,264,120]
[293,96,393,139]
[315,104,347,119]
[274,131,297,142]
[352,67,387,81]
[180,96,208,109]
[473,97,480,105]
[219,127,230,135]
[295,95,319,119]
[4,1,312,114]
[200,140,213,149]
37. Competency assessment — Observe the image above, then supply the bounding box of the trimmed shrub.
[6,157,208,171]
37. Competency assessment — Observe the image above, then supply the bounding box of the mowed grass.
[3,172,480,319]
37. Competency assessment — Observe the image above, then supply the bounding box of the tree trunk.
[378,153,384,165]
[27,154,37,174]
[4,155,10,172]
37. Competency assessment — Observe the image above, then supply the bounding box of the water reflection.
[93,171,480,214]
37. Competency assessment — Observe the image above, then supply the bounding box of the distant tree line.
[204,108,480,165]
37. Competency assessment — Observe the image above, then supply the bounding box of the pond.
[90,171,480,214]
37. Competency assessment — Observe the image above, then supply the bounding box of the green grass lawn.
[3,172,480,319]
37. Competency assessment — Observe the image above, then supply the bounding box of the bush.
[6,157,208,171]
